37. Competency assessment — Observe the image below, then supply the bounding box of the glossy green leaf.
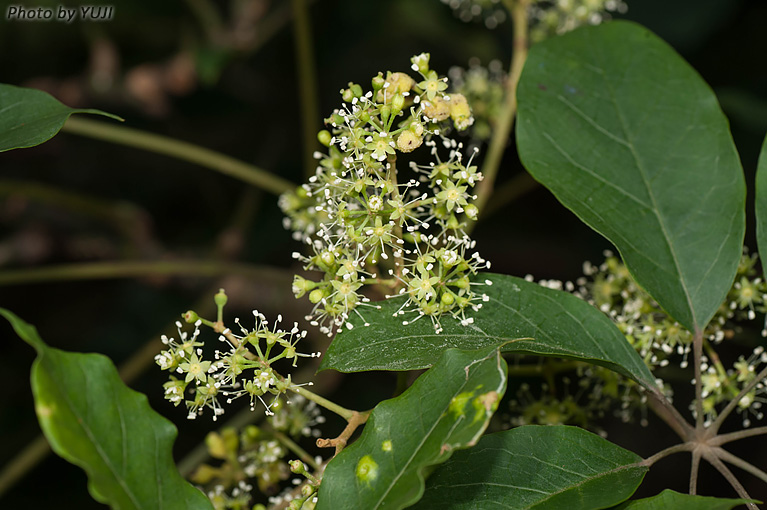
[321,273,656,390]
[612,489,753,510]
[755,134,767,277]
[0,83,121,152]
[516,21,745,333]
[316,346,507,510]
[1,308,213,510]
[415,425,646,510]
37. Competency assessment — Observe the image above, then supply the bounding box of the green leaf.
[1,308,213,510]
[516,21,745,333]
[0,83,122,152]
[315,346,507,510]
[612,489,754,509]
[755,134,767,277]
[321,273,656,390]
[414,425,646,510]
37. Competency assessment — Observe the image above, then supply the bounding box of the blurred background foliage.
[1,0,766,507]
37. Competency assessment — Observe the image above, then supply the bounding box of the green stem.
[273,430,319,471]
[471,0,530,220]
[291,0,321,179]
[0,260,290,286]
[289,385,355,421]
[62,117,294,195]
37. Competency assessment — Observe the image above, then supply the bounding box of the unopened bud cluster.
[282,54,490,336]
[155,290,320,420]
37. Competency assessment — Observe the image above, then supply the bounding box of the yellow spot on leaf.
[356,455,379,484]
[381,440,393,452]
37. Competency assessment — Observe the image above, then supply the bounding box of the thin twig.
[316,410,371,455]
[710,426,767,446]
[640,442,693,467]
[693,330,704,430]
[0,260,288,286]
[713,446,767,484]
[704,452,757,509]
[471,0,530,219]
[690,449,701,495]
[291,0,320,180]
[646,389,694,441]
[62,117,294,195]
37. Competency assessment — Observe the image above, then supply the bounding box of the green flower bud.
[317,129,332,147]
[309,288,325,304]
[205,431,228,459]
[381,104,391,124]
[359,110,371,123]
[342,87,354,103]
[372,72,385,92]
[182,310,199,323]
[293,275,317,298]
[391,93,405,116]
[441,292,455,306]
[411,52,430,74]
[464,203,479,220]
[350,82,363,98]
[214,289,228,308]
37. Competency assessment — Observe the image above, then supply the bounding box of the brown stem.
[690,449,701,495]
[640,442,694,467]
[316,410,371,456]
[693,330,704,430]
[713,446,767,484]
[704,452,757,508]
[470,0,530,220]
[646,389,694,441]
[710,426,767,446]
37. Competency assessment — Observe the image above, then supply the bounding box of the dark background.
[1,0,766,507]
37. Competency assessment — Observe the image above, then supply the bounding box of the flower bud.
[309,288,325,304]
[349,82,363,98]
[396,130,422,153]
[423,96,450,121]
[411,53,431,74]
[214,289,228,308]
[449,93,474,131]
[293,275,317,298]
[464,203,479,220]
[372,72,385,92]
[391,93,405,116]
[317,129,332,147]
[182,310,199,323]
[342,88,354,103]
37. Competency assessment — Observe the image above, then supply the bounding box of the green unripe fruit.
[182,310,199,323]
[372,72,385,91]
[317,129,332,147]
[214,289,228,308]
[309,288,325,304]
[350,82,363,98]
[391,93,405,115]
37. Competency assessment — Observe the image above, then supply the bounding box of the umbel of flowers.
[155,289,320,421]
[281,53,491,336]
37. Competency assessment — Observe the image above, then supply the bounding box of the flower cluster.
[155,289,320,421]
[439,0,508,29]
[448,59,506,144]
[282,54,491,336]
[572,250,767,426]
[529,0,629,42]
